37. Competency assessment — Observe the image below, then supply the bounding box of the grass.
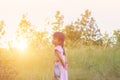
[67,46,120,80]
[1,45,120,80]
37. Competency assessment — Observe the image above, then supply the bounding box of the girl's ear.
[56,38,62,44]
[58,39,61,43]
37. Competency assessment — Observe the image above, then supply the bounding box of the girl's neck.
[55,44,62,47]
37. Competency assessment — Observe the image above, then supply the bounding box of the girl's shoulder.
[55,45,63,53]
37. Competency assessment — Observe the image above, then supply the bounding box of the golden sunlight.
[12,37,28,51]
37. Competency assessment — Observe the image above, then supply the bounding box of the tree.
[31,31,49,49]
[16,14,49,50]
[64,22,82,46]
[79,9,102,45]
[64,9,102,46]
[102,32,116,48]
[48,11,64,32]
[15,14,32,49]
[0,20,5,39]
[113,30,120,46]
[16,14,31,38]
[0,20,6,48]
[0,21,17,80]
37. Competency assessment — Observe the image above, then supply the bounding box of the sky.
[0,0,120,39]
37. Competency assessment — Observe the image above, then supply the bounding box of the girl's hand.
[55,49,68,70]
[64,63,68,70]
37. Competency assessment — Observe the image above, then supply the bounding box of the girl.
[52,32,68,80]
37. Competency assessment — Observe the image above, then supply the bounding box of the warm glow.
[12,37,28,51]
[1,0,119,38]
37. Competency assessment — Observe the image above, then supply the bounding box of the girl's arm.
[55,50,66,68]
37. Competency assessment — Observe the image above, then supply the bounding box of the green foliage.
[65,46,120,80]
[80,10,102,45]
[0,9,120,80]
[114,30,120,46]
[64,23,82,46]
[9,45,120,80]
[63,9,103,46]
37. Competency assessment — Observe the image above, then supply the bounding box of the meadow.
[1,45,119,80]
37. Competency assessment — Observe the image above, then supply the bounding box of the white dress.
[54,46,68,80]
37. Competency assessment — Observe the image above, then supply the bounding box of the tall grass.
[1,45,120,80]
[67,46,120,80]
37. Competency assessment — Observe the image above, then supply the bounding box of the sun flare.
[12,37,28,51]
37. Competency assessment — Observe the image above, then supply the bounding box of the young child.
[52,32,68,80]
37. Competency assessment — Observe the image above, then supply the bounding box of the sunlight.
[12,37,28,51]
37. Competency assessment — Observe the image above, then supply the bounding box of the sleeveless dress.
[54,45,68,80]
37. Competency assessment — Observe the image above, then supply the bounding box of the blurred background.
[0,0,120,80]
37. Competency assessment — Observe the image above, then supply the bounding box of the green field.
[0,46,120,80]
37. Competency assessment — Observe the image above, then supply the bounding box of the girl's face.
[52,37,60,46]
